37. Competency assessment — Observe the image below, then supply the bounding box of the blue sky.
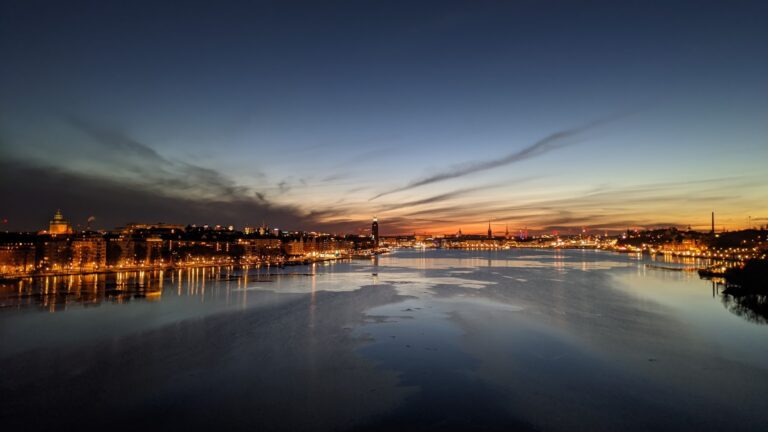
[1,0,767,233]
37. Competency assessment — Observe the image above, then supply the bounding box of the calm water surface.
[1,249,767,431]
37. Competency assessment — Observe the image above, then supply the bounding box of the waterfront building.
[37,236,71,271]
[71,234,107,271]
[0,242,36,275]
[284,240,304,256]
[145,236,165,265]
[414,233,431,242]
[237,238,282,261]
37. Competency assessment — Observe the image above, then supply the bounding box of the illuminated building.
[48,209,73,235]
[237,238,282,260]
[107,234,136,266]
[71,234,107,270]
[0,242,35,275]
[121,223,185,234]
[38,237,71,270]
[144,236,165,264]
[284,240,304,256]
[372,216,379,249]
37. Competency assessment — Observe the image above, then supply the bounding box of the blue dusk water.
[1,249,767,431]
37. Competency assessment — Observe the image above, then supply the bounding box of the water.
[1,249,766,431]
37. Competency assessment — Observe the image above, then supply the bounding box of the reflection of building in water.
[71,234,107,270]
[47,209,73,235]
[0,271,165,312]
[0,268,242,312]
[721,292,768,325]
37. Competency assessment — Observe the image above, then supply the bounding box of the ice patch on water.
[241,270,494,295]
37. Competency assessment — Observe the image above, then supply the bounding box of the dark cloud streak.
[378,186,487,213]
[0,160,302,230]
[369,115,624,201]
[65,117,253,200]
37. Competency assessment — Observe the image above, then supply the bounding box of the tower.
[372,216,379,249]
[711,211,715,235]
[487,220,492,239]
[505,224,510,240]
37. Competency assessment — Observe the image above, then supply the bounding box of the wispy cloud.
[377,186,488,213]
[0,158,310,230]
[376,175,762,233]
[369,115,622,201]
[0,118,357,231]
[65,117,259,201]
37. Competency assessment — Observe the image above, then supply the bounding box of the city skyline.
[9,208,764,238]
[2,1,767,234]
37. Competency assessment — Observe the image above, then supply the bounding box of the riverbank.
[0,254,361,282]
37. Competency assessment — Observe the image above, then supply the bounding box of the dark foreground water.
[1,249,767,431]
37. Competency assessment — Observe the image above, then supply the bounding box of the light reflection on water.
[1,249,767,431]
[0,250,716,311]
[1,264,324,311]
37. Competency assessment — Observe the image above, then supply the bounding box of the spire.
[371,215,379,248]
[487,219,492,239]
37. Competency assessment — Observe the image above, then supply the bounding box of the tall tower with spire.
[505,224,510,240]
[372,216,379,249]
[487,220,492,239]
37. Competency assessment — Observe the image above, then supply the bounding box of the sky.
[1,0,767,235]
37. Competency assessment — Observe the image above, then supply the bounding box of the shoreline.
[0,254,363,282]
[1,247,722,282]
